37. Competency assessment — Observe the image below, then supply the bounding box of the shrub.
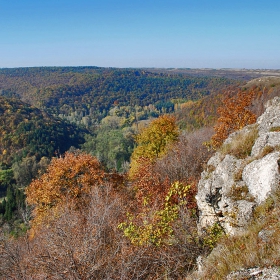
[202,223,225,250]
[154,127,214,184]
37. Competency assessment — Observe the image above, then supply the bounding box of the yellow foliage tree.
[129,115,179,178]
[118,182,191,246]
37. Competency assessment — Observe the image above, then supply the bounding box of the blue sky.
[0,0,279,69]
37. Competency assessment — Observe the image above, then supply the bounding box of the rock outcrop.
[226,267,280,280]
[196,97,280,235]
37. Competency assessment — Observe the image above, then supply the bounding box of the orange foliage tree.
[131,157,170,207]
[26,152,123,229]
[211,88,259,147]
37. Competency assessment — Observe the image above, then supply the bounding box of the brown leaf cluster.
[1,182,201,279]
[211,88,260,147]
[26,152,124,230]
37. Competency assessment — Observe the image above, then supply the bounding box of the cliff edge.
[196,97,280,235]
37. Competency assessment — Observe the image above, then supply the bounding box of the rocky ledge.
[196,97,280,235]
[226,267,280,280]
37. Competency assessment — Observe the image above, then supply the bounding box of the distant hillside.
[147,68,280,81]
[244,75,280,88]
[175,77,280,131]
[0,96,85,166]
[0,67,239,118]
[175,92,224,130]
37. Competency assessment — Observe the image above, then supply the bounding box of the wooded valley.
[0,67,280,279]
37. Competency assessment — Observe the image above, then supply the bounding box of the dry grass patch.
[270,126,280,132]
[230,184,254,202]
[221,126,258,159]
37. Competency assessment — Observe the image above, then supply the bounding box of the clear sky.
[0,0,279,69]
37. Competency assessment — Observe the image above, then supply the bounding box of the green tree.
[4,185,16,221]
[12,156,50,187]
[82,126,135,172]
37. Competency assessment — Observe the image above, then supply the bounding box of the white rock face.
[257,96,280,134]
[197,153,256,235]
[196,97,280,235]
[226,267,280,280]
[251,132,280,157]
[243,152,280,203]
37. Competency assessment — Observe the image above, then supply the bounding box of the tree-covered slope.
[175,78,280,131]
[0,96,85,166]
[0,67,238,116]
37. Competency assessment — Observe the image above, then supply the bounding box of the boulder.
[243,152,280,203]
[251,132,280,157]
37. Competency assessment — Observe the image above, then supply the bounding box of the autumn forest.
[0,67,280,279]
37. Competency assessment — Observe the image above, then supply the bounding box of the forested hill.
[0,67,239,117]
[0,96,85,166]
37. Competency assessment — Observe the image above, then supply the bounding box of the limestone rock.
[257,96,280,134]
[258,228,275,243]
[226,267,280,280]
[251,132,280,157]
[196,97,280,235]
[196,154,254,235]
[243,152,280,203]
